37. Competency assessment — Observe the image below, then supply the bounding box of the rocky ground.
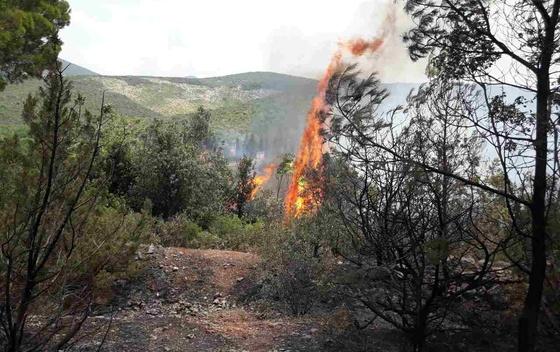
[72,246,327,352]
[65,246,548,352]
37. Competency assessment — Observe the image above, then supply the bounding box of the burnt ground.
[66,246,552,352]
[71,247,327,352]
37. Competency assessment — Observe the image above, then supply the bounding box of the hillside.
[0,70,425,156]
[2,68,534,159]
[60,59,99,76]
[1,63,444,156]
[0,71,319,150]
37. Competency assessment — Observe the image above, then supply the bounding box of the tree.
[129,120,230,221]
[398,2,560,350]
[327,69,507,350]
[187,106,214,149]
[275,153,294,201]
[0,65,108,350]
[232,156,256,218]
[0,0,71,90]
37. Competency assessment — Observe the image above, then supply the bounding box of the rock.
[172,266,179,272]
[186,333,195,339]
[236,277,245,282]
[147,244,156,254]
[146,308,160,316]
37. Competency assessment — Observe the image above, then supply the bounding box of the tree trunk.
[518,70,550,352]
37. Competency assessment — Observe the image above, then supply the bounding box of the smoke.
[263,0,427,83]
[350,1,426,83]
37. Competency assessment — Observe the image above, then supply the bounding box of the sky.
[59,0,427,82]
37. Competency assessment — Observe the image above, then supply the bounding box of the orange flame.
[284,8,396,219]
[251,163,277,199]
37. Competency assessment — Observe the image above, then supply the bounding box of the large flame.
[251,163,277,200]
[284,9,396,219]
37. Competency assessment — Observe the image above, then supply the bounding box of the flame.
[251,163,277,199]
[284,8,396,219]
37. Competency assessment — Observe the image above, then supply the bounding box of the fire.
[251,163,277,199]
[284,8,396,219]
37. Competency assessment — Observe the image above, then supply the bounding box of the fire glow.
[251,163,277,200]
[284,10,396,219]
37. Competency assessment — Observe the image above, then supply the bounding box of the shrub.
[70,198,154,303]
[208,214,264,250]
[157,213,203,247]
[254,220,334,315]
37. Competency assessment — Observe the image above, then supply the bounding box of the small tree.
[187,106,214,149]
[232,156,256,218]
[0,65,109,350]
[275,153,294,201]
[327,68,508,351]
[129,120,230,220]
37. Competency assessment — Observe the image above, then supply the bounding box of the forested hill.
[2,62,529,155]
[0,62,532,154]
[0,65,421,153]
[0,68,317,151]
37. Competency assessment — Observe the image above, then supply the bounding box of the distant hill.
[1,66,532,157]
[60,59,99,76]
[0,71,319,153]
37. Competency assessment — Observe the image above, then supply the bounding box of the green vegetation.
[0,0,70,90]
[2,0,559,351]
[0,71,317,143]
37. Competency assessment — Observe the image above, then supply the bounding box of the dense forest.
[0,0,559,351]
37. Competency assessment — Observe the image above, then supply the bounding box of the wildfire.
[284,8,396,219]
[251,163,277,200]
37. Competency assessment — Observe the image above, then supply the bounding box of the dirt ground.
[72,247,326,352]
[66,246,544,352]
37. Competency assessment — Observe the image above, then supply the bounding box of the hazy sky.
[60,0,427,81]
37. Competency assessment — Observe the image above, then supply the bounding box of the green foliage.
[0,0,70,89]
[113,118,232,220]
[187,106,213,147]
[231,155,256,218]
[156,213,204,247]
[253,219,335,316]
[154,212,262,250]
[208,214,263,250]
[73,199,154,302]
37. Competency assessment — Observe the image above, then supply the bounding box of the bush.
[253,220,335,315]
[155,212,264,250]
[70,198,154,303]
[188,230,223,249]
[157,213,203,247]
[208,214,264,250]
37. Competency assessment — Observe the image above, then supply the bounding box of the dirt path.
[75,247,323,351]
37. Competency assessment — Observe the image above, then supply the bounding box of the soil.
[72,247,325,352]
[67,246,544,352]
